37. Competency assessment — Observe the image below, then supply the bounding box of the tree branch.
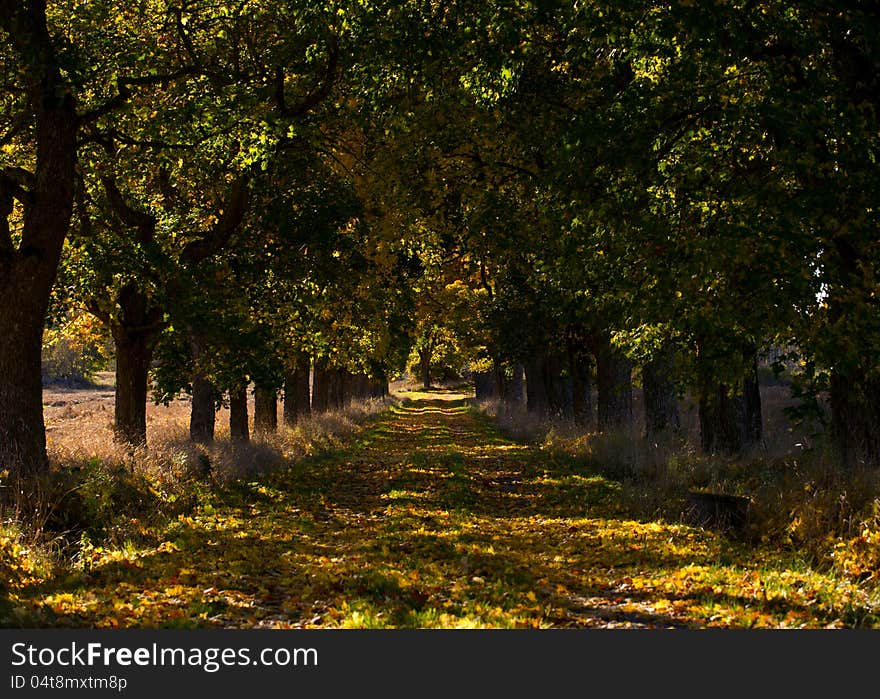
[180,175,250,264]
[1,167,35,206]
[79,125,116,153]
[175,8,201,64]
[0,166,31,268]
[0,179,14,257]
[74,172,93,240]
[0,113,30,149]
[276,34,340,119]
[100,175,157,244]
[2,166,34,189]
[85,298,112,326]
[157,164,182,208]
[79,68,201,124]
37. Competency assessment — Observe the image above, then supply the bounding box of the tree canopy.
[1,0,879,480]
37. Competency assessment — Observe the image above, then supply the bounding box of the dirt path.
[10,390,877,628]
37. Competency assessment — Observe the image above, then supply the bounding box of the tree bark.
[742,356,762,447]
[190,375,216,444]
[189,333,215,443]
[418,348,432,389]
[699,384,744,454]
[370,378,387,398]
[229,383,249,443]
[643,352,680,438]
[830,369,880,467]
[329,368,343,409]
[596,338,633,431]
[354,373,370,400]
[99,284,165,447]
[473,370,496,400]
[0,4,79,480]
[698,356,762,455]
[312,360,330,413]
[0,295,50,478]
[545,351,573,419]
[253,385,277,435]
[111,327,153,446]
[566,327,594,427]
[108,310,163,449]
[506,363,525,405]
[525,355,549,415]
[338,369,352,408]
[283,353,311,425]
[568,345,593,429]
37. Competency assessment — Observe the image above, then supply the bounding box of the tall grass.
[476,390,880,577]
[2,390,393,580]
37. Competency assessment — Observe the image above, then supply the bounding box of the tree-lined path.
[8,393,876,629]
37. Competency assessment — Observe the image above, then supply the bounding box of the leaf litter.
[6,390,880,628]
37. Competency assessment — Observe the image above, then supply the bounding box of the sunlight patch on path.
[10,389,878,629]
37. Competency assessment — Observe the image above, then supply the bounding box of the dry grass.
[8,387,880,629]
[43,373,390,483]
[3,378,395,621]
[475,385,880,575]
[5,376,394,556]
[6,377,880,625]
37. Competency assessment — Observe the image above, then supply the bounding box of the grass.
[3,385,880,628]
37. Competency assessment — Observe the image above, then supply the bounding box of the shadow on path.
[10,390,874,629]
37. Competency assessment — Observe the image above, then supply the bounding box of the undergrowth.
[3,389,880,628]
[478,398,880,583]
[1,397,393,596]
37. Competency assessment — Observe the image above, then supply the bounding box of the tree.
[68,0,345,445]
[1,2,99,477]
[0,0,245,472]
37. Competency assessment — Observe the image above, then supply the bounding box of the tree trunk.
[254,385,277,435]
[0,296,50,479]
[370,378,387,398]
[830,369,880,467]
[698,356,762,455]
[229,383,249,443]
[525,355,549,415]
[596,338,633,431]
[507,364,525,405]
[352,372,363,404]
[643,352,680,438]
[419,348,432,389]
[545,351,573,419]
[742,356,762,447]
[0,6,79,481]
[568,346,593,429]
[312,360,330,413]
[283,353,311,426]
[190,376,216,444]
[330,369,340,408]
[338,369,352,408]
[699,383,744,455]
[823,234,880,466]
[328,368,342,409]
[189,333,215,444]
[493,361,507,401]
[355,374,370,400]
[111,326,154,446]
[105,284,165,447]
[474,370,495,400]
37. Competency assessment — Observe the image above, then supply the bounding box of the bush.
[41,457,202,547]
[42,313,112,386]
